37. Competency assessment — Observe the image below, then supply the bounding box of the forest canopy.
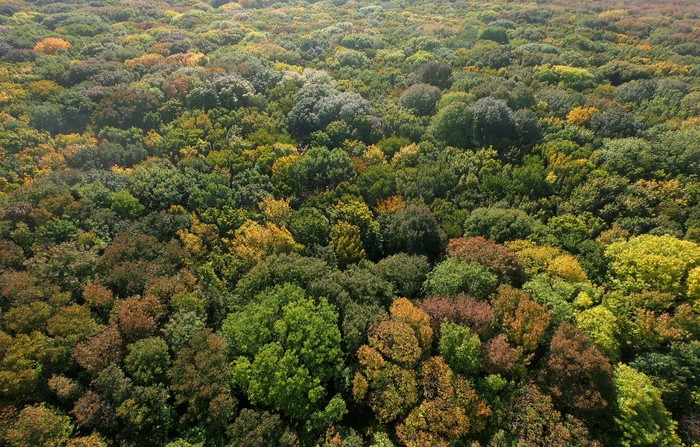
[0,0,699,445]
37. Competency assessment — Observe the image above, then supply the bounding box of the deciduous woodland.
[0,0,699,445]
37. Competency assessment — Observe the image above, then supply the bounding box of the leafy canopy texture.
[613,364,682,447]
[223,284,345,428]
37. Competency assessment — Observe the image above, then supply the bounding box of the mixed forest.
[1,0,700,445]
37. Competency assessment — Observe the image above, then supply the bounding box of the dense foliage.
[0,0,699,445]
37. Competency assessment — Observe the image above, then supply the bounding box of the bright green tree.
[606,235,700,296]
[613,364,682,447]
[224,284,345,428]
[438,322,481,375]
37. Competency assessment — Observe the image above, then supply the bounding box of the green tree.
[613,364,682,447]
[399,84,442,116]
[115,385,174,446]
[124,337,170,385]
[227,409,300,447]
[169,329,236,442]
[471,97,517,150]
[464,207,541,243]
[630,342,700,417]
[224,284,345,428]
[428,102,474,148]
[373,254,430,298]
[423,259,499,300]
[380,205,446,261]
[438,322,481,375]
[478,27,509,44]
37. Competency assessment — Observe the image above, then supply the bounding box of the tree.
[575,305,621,360]
[112,295,164,343]
[471,97,517,150]
[616,79,657,105]
[495,383,595,446]
[447,237,524,285]
[380,205,446,261]
[606,235,700,296]
[6,405,73,447]
[288,208,331,247]
[111,190,144,219]
[66,433,108,447]
[374,254,430,298]
[93,89,159,130]
[630,342,700,424]
[408,61,453,89]
[186,74,255,110]
[492,285,551,353]
[438,322,481,375]
[356,164,397,206]
[169,329,236,441]
[428,102,474,148]
[421,294,494,337]
[423,259,499,300]
[115,385,174,446]
[539,323,613,421]
[228,220,302,277]
[521,274,577,326]
[478,27,509,44]
[335,49,370,68]
[162,311,206,353]
[483,334,523,377]
[464,41,512,69]
[34,37,71,55]
[396,356,490,446]
[464,207,540,243]
[127,159,189,211]
[590,108,639,138]
[224,284,345,428]
[124,337,170,385]
[599,60,653,86]
[46,304,97,361]
[353,298,431,422]
[613,364,682,447]
[286,83,371,140]
[309,267,395,310]
[400,84,442,116]
[235,253,331,299]
[82,283,114,314]
[534,64,597,92]
[74,324,123,376]
[330,222,366,268]
[29,103,64,134]
[227,409,300,447]
[291,146,356,196]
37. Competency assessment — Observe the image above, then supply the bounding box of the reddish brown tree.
[539,323,613,420]
[73,324,123,375]
[421,294,494,337]
[483,334,524,377]
[71,391,112,432]
[81,283,114,314]
[169,329,236,441]
[111,295,164,342]
[446,237,525,284]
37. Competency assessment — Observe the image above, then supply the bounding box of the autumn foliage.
[1,0,699,444]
